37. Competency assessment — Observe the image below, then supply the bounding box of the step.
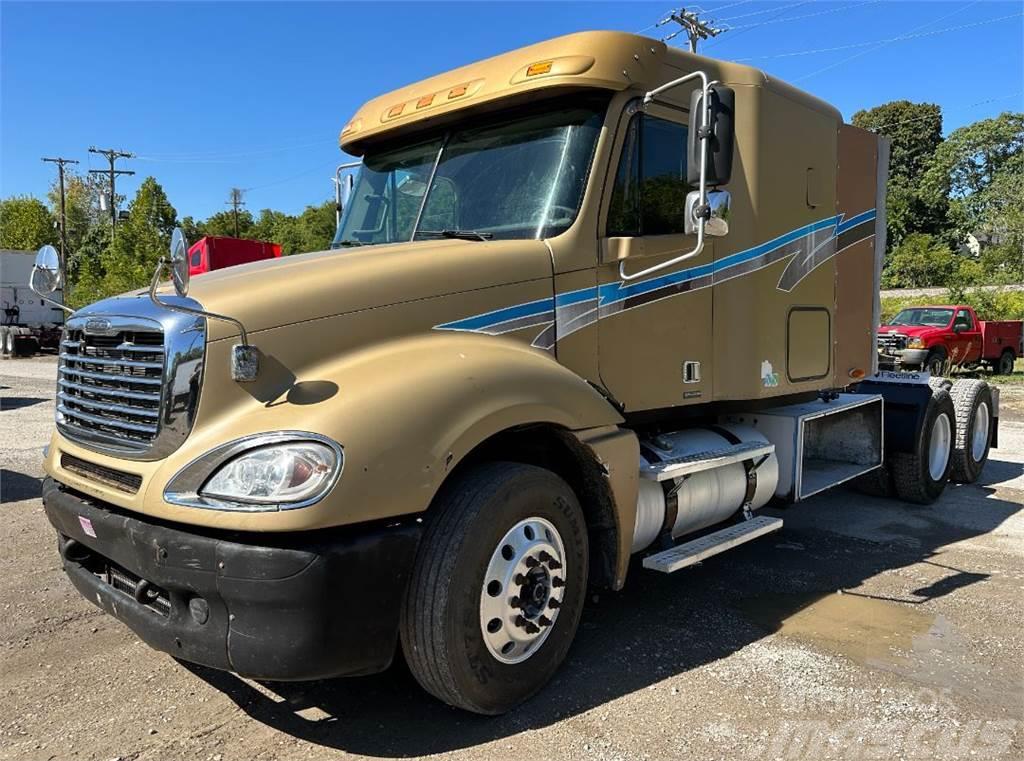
[640,441,775,482]
[642,516,784,573]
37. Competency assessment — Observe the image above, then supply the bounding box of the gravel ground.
[2,355,1022,761]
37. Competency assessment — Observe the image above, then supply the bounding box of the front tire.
[923,348,947,377]
[891,388,955,504]
[400,462,588,715]
[949,379,992,484]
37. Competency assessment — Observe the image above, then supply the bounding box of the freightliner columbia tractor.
[31,31,1000,714]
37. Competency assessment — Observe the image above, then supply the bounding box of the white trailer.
[1,249,65,357]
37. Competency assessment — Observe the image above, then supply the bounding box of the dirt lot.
[2,355,1022,761]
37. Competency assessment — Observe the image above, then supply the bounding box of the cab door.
[596,101,713,412]
[952,308,982,364]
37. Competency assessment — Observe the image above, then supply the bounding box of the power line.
[863,93,1023,133]
[714,0,809,23]
[734,11,1023,61]
[702,0,813,51]
[41,156,79,290]
[793,0,983,83]
[135,137,337,163]
[87,147,134,230]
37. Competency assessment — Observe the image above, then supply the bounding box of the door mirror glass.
[684,190,731,236]
[686,85,735,188]
[169,228,190,297]
[30,244,61,295]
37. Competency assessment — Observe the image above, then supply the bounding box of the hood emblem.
[83,317,114,335]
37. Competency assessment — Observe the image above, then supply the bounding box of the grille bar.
[57,391,160,419]
[58,378,161,403]
[61,366,163,386]
[59,352,163,370]
[62,339,165,355]
[58,404,160,435]
[60,452,143,493]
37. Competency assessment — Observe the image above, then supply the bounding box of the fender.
[49,332,625,532]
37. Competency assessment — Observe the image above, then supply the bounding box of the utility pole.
[226,188,246,237]
[659,8,726,54]
[41,156,79,292]
[88,147,135,230]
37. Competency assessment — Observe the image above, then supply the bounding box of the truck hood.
[147,239,552,341]
[878,324,945,340]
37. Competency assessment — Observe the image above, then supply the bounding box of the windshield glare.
[888,308,954,327]
[332,97,607,248]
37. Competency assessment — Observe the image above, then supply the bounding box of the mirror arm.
[622,70,711,282]
[29,266,75,315]
[149,258,251,345]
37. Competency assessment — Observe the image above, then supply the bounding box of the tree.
[852,101,950,248]
[90,177,178,300]
[881,233,959,288]
[0,196,57,250]
[198,209,255,239]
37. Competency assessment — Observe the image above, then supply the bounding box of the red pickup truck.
[878,305,1022,375]
[188,236,282,277]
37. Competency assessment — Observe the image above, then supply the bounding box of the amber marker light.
[526,61,554,77]
[849,368,867,380]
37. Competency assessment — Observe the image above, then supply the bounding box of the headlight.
[907,338,925,349]
[202,442,337,504]
[164,432,343,511]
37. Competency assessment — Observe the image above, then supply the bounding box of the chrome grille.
[877,333,908,353]
[55,297,206,461]
[58,328,165,444]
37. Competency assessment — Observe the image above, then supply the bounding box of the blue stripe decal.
[433,209,876,349]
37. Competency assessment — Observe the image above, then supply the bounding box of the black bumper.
[42,478,422,681]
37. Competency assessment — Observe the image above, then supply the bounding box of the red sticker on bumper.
[78,516,96,538]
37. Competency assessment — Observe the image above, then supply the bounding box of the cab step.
[642,516,784,573]
[640,440,775,482]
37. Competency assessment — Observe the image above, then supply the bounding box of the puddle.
[736,591,934,665]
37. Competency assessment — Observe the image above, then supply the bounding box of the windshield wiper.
[418,229,494,241]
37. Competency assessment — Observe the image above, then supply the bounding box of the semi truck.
[878,304,1022,375]
[1,248,64,357]
[33,31,1000,715]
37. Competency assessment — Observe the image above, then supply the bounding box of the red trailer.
[188,236,282,276]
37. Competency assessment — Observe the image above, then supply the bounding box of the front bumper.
[42,478,422,681]
[877,347,929,370]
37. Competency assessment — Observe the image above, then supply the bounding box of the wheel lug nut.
[548,598,561,609]
[510,596,521,608]
[538,551,552,563]
[525,622,540,634]
[548,559,562,570]
[514,574,526,585]
[524,557,539,568]
[551,577,565,588]
[538,615,552,627]
[515,615,527,628]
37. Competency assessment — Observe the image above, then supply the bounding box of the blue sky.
[2,1,1021,221]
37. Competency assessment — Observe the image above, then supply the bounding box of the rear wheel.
[400,462,588,715]
[0,327,10,359]
[997,349,1015,376]
[949,379,992,484]
[891,387,955,504]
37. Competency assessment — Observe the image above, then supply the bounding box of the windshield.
[888,308,954,327]
[332,95,607,247]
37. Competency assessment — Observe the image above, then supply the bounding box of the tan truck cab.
[34,31,999,714]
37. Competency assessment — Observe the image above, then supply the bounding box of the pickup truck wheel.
[400,461,587,715]
[997,349,1015,376]
[949,379,992,484]
[924,348,947,377]
[891,388,955,504]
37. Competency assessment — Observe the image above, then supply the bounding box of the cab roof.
[339,30,839,154]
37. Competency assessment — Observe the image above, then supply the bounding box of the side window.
[955,310,974,331]
[607,114,689,237]
[190,251,201,267]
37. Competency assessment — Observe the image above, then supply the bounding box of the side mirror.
[169,228,190,297]
[687,85,735,188]
[953,323,965,333]
[30,245,61,295]
[684,190,731,236]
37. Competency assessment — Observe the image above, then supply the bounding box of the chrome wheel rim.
[971,402,990,463]
[928,412,952,481]
[479,517,566,665]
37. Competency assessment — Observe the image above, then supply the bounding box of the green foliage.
[881,233,961,288]
[0,195,57,250]
[881,288,1024,323]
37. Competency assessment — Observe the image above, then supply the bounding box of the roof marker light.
[526,61,554,77]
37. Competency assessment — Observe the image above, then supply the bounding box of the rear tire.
[891,387,955,505]
[0,327,10,359]
[997,349,1015,376]
[949,379,992,484]
[400,462,588,715]
[852,463,893,498]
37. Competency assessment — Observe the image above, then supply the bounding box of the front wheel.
[923,348,947,377]
[400,462,588,715]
